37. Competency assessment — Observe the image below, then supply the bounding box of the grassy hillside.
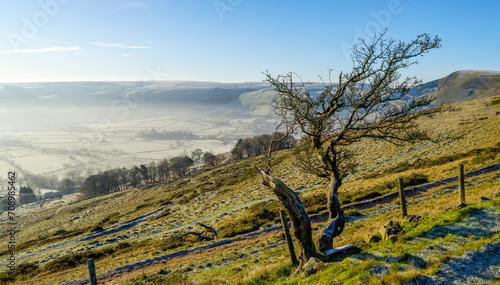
[1,95,500,284]
[409,70,500,105]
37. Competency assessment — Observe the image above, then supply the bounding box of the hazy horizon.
[1,0,500,188]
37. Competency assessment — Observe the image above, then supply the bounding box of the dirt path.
[58,163,500,285]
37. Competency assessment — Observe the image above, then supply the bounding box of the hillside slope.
[1,95,500,284]
[409,70,500,105]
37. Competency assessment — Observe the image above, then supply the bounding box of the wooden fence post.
[87,259,97,285]
[459,163,466,206]
[398,178,407,218]
[280,210,298,266]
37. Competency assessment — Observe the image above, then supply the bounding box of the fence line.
[344,163,500,211]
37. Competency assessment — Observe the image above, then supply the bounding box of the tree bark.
[316,178,345,252]
[255,168,322,270]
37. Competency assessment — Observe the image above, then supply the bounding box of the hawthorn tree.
[256,32,449,271]
[58,177,75,194]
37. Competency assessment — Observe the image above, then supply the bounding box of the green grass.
[127,271,227,285]
[3,97,500,285]
[244,199,500,285]
[151,209,172,221]
[0,227,88,257]
[12,240,147,280]
[42,247,116,274]
[490,98,500,105]
[369,142,500,178]
[301,191,327,214]
[235,263,293,285]
[340,173,429,205]
[219,201,281,238]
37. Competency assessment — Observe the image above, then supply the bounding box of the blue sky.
[0,0,499,83]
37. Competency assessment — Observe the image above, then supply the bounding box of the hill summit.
[410,69,500,105]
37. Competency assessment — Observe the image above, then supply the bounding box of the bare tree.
[139,164,149,184]
[58,177,75,194]
[129,166,141,187]
[257,32,449,271]
[67,169,85,187]
[119,167,129,191]
[79,170,121,197]
[215,154,226,166]
[191,148,204,162]
[203,152,217,167]
[149,161,157,183]
[231,133,293,159]
[85,166,96,177]
[170,156,194,177]
[231,139,244,159]
[157,158,171,180]
[242,138,257,157]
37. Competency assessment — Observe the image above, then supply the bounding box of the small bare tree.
[257,32,449,271]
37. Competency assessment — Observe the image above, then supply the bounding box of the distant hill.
[409,70,500,105]
[1,70,499,124]
[238,70,500,113]
[0,81,269,107]
[0,81,273,130]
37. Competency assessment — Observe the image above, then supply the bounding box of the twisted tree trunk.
[316,178,345,253]
[256,167,349,270]
[255,168,322,271]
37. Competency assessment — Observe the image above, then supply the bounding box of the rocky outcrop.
[379,221,402,242]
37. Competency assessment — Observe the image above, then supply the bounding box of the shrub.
[353,191,383,202]
[403,173,429,187]
[19,187,38,205]
[157,236,191,251]
[136,203,149,210]
[151,209,172,220]
[344,209,362,217]
[43,247,115,274]
[353,173,429,204]
[116,241,132,250]
[0,197,10,211]
[301,191,327,214]
[90,225,103,232]
[156,198,172,206]
[389,161,413,173]
[471,152,496,164]
[0,271,14,283]
[374,173,428,192]
[490,98,500,105]
[130,272,194,285]
[17,262,39,276]
[372,143,500,177]
[219,202,280,238]
[178,190,198,205]
[99,212,121,225]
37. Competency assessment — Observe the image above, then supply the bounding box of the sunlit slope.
[409,70,500,105]
[1,95,500,284]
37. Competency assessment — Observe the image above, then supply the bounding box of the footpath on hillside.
[57,162,500,285]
